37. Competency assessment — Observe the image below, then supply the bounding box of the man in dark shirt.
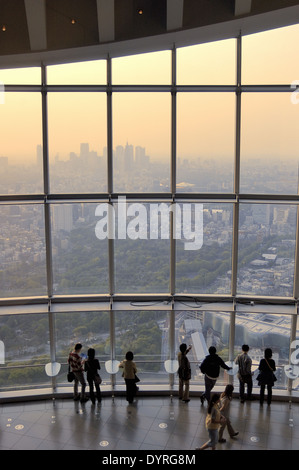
[200,346,232,404]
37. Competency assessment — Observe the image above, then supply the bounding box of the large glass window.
[242,24,299,85]
[48,93,107,194]
[177,38,236,85]
[47,59,106,85]
[1,23,299,396]
[176,93,235,193]
[176,203,233,294]
[112,51,171,85]
[112,93,171,192]
[240,93,299,194]
[115,310,170,386]
[0,204,47,298]
[51,203,109,295]
[113,202,170,293]
[0,312,50,391]
[237,203,297,297]
[235,311,292,391]
[55,311,111,387]
[0,93,43,195]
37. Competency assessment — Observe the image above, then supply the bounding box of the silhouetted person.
[84,348,102,404]
[178,343,192,402]
[234,344,253,403]
[257,348,276,406]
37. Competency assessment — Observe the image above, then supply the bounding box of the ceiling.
[0,0,298,66]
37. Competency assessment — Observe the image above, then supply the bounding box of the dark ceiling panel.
[115,0,167,41]
[183,0,234,29]
[46,0,99,50]
[0,0,31,55]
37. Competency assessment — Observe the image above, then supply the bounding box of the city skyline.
[0,24,299,164]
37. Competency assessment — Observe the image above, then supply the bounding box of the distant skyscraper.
[124,142,134,171]
[80,143,89,158]
[135,146,146,166]
[36,144,43,166]
[52,205,73,233]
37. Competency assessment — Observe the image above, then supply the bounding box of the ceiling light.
[138,9,143,15]
[2,25,6,32]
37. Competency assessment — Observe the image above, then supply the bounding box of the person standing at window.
[257,348,276,406]
[68,343,89,403]
[119,351,138,404]
[177,343,192,403]
[84,348,102,404]
[234,344,253,403]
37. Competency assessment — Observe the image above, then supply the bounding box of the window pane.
[174,309,231,388]
[113,93,170,192]
[0,67,41,84]
[241,93,299,194]
[112,51,171,85]
[48,93,107,193]
[0,93,43,194]
[51,203,109,295]
[235,311,291,391]
[47,60,106,84]
[242,24,299,85]
[177,93,234,192]
[0,313,51,392]
[176,203,233,294]
[55,311,111,387]
[113,202,170,293]
[237,203,296,297]
[177,38,236,85]
[0,204,47,298]
[115,310,170,386]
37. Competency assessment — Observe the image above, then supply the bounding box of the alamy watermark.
[95,197,203,250]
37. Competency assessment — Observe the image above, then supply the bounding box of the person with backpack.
[178,343,192,403]
[200,346,232,405]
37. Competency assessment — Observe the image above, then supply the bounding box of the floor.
[0,394,298,451]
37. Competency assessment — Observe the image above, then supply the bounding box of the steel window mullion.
[107,56,115,297]
[231,35,241,298]
[42,65,57,392]
[41,65,53,299]
[170,46,176,298]
[293,199,299,299]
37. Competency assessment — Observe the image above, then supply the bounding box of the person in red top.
[68,343,89,403]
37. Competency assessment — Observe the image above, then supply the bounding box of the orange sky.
[0,23,299,164]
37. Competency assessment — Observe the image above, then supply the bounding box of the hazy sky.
[0,23,299,164]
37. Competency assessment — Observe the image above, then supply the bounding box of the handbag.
[94,374,102,385]
[67,365,75,383]
[134,374,140,383]
[265,358,277,382]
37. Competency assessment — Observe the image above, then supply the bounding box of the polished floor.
[0,394,298,451]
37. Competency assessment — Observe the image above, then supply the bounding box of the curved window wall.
[1,24,299,397]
